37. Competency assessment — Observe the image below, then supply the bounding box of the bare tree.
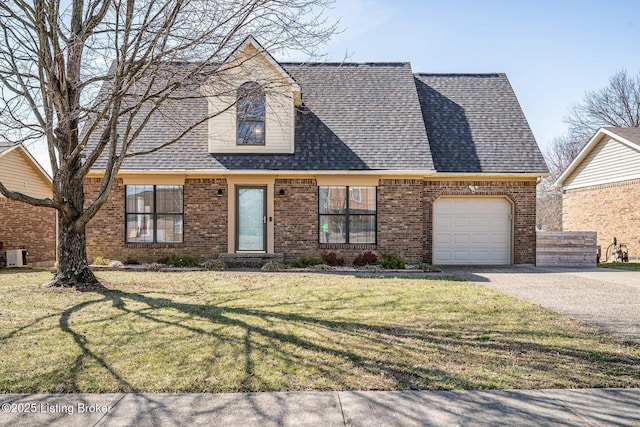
[537,69,640,230]
[0,0,336,287]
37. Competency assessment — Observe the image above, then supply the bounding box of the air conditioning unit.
[6,249,27,268]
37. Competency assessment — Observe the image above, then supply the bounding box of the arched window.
[237,81,265,145]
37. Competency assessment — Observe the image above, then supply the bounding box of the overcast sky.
[25,0,640,172]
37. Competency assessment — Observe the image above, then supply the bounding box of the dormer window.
[237,81,265,145]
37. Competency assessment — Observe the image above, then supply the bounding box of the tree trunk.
[49,207,98,288]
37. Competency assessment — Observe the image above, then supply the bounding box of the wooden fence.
[536,231,597,267]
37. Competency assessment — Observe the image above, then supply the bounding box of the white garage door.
[433,197,511,265]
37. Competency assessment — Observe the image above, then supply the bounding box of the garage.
[433,197,512,265]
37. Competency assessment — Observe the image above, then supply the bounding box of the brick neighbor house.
[0,142,56,267]
[556,127,640,261]
[84,36,548,265]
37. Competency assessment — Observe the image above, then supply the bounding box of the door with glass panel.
[236,187,267,251]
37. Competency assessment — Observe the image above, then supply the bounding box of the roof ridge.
[415,72,504,77]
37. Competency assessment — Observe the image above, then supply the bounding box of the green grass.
[0,269,638,393]
[598,262,640,271]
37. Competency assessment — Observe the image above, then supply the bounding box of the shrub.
[353,251,378,267]
[124,258,139,265]
[201,259,226,271]
[261,261,287,272]
[93,256,110,266]
[321,251,345,266]
[146,262,165,272]
[290,257,325,268]
[108,260,124,268]
[313,264,334,271]
[166,255,201,268]
[377,253,405,270]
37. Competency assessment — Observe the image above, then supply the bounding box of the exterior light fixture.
[216,188,224,197]
[468,185,477,194]
[278,188,286,196]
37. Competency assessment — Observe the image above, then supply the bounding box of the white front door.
[433,197,511,265]
[236,187,266,251]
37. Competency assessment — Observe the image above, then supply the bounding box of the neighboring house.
[84,37,548,265]
[556,127,640,261]
[0,142,56,266]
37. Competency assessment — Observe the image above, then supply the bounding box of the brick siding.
[85,178,227,263]
[0,198,56,265]
[563,178,640,261]
[85,177,538,265]
[423,180,537,264]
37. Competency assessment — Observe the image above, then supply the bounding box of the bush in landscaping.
[146,262,165,272]
[201,259,226,271]
[261,261,287,272]
[290,257,325,268]
[353,251,378,267]
[124,258,139,265]
[377,253,405,270]
[166,254,201,268]
[108,260,124,268]
[321,251,345,266]
[93,256,110,266]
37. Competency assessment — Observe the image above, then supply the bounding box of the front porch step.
[219,253,284,268]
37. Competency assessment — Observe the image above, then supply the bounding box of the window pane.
[349,187,376,214]
[319,186,347,214]
[319,215,346,244]
[156,186,183,213]
[126,185,154,213]
[349,215,376,244]
[237,121,265,145]
[157,214,183,243]
[238,97,265,120]
[126,214,154,243]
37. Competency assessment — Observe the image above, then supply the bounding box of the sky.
[315,0,640,152]
[24,0,640,172]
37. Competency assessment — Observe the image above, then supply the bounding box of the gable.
[0,147,52,199]
[204,39,299,154]
[563,136,640,189]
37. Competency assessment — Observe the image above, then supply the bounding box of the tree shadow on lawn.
[27,286,640,392]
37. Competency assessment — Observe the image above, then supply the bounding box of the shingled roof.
[414,73,548,173]
[89,63,547,174]
[0,141,14,155]
[602,127,640,146]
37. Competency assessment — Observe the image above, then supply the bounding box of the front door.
[236,186,267,251]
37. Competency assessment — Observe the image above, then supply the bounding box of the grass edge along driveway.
[0,270,638,393]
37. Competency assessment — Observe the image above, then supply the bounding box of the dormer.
[203,36,301,154]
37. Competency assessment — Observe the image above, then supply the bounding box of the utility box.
[6,249,27,268]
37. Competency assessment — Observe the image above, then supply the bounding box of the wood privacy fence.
[536,231,597,267]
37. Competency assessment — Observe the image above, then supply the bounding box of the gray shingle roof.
[89,64,547,174]
[93,62,434,171]
[603,127,640,146]
[414,73,548,173]
[0,141,14,155]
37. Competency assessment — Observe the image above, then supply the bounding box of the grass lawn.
[598,262,640,271]
[0,269,638,393]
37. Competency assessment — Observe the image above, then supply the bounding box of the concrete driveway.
[442,265,640,342]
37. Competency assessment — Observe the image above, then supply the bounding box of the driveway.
[442,265,640,342]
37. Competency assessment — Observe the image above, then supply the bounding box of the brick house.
[85,37,548,265]
[0,142,56,266]
[556,127,640,261]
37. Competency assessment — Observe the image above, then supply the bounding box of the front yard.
[0,269,638,392]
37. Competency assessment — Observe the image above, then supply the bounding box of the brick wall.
[0,198,56,265]
[85,177,538,265]
[85,178,227,263]
[423,180,538,264]
[377,179,424,263]
[563,178,640,261]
